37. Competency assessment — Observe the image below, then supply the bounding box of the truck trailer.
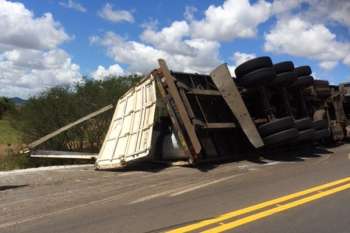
[26,57,345,170]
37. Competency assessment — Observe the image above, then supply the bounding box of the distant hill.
[9,97,26,105]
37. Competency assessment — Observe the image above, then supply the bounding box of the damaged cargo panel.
[96,76,157,169]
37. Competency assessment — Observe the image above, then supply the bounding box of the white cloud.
[140,21,193,55]
[91,0,273,75]
[303,0,350,27]
[327,2,350,26]
[91,0,273,74]
[183,38,221,73]
[91,32,221,74]
[227,65,236,77]
[344,55,350,66]
[264,16,350,70]
[226,52,256,77]
[93,32,166,73]
[59,0,86,13]
[140,18,158,31]
[319,61,338,70]
[233,52,256,66]
[271,0,302,14]
[0,0,69,50]
[184,6,197,21]
[191,0,271,41]
[0,49,81,98]
[91,64,126,80]
[271,0,350,27]
[98,3,134,23]
[0,0,81,98]
[91,0,350,79]
[89,0,350,84]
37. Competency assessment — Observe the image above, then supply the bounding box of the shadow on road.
[0,184,28,191]
[96,161,171,173]
[259,144,334,162]
[96,142,338,173]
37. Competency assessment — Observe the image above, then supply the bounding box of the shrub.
[11,75,141,153]
[0,97,15,119]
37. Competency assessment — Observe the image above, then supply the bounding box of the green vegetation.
[13,76,141,152]
[0,119,21,144]
[0,118,23,171]
[0,75,142,171]
[0,154,31,171]
[0,97,15,119]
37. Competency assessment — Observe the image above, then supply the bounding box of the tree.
[12,76,141,153]
[0,97,15,119]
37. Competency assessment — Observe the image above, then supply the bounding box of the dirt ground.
[0,144,20,158]
[0,144,9,158]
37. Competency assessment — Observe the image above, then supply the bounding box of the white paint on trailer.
[96,76,157,169]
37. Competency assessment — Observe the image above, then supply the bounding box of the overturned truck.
[95,59,266,169]
[28,57,346,170]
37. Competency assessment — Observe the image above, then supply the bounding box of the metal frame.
[156,60,201,161]
[31,150,97,159]
[156,59,263,162]
[210,64,264,148]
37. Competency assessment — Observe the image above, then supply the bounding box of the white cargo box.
[95,76,157,169]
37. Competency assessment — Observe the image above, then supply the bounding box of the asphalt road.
[1,143,350,233]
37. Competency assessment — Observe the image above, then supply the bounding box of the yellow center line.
[166,177,350,233]
[203,182,350,233]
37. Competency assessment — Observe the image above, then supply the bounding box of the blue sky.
[0,0,350,98]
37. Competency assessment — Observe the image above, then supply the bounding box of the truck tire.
[312,119,328,130]
[274,61,294,74]
[295,117,313,130]
[295,66,312,76]
[263,128,299,145]
[235,56,273,78]
[271,71,297,86]
[314,128,330,140]
[238,67,276,87]
[290,75,314,88]
[297,128,315,142]
[258,116,294,137]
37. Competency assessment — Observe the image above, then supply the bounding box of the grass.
[0,119,21,144]
[0,118,91,171]
[0,117,25,171]
[0,154,31,171]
